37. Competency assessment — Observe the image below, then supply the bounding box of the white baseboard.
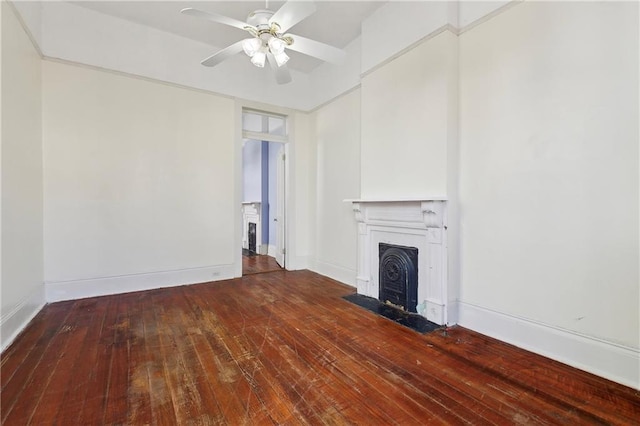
[1,285,46,352]
[310,260,356,288]
[45,264,235,303]
[457,301,640,390]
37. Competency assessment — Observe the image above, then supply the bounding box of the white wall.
[360,31,457,199]
[458,1,639,387]
[1,1,45,350]
[293,111,312,267]
[310,89,361,285]
[42,60,236,301]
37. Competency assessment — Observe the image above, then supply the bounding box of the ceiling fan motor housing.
[247,9,293,47]
[247,10,275,30]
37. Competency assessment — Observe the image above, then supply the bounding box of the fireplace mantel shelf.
[344,197,447,203]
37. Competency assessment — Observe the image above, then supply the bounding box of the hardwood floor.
[1,270,639,425]
[242,253,282,275]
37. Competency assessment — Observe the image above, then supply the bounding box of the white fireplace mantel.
[241,202,261,253]
[346,198,449,325]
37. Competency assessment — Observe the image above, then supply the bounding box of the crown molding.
[6,0,43,58]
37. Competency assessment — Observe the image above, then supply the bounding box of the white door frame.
[234,102,296,277]
[274,144,285,268]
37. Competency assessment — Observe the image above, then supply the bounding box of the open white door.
[274,145,285,268]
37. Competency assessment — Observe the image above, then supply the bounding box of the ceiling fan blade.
[269,1,316,33]
[267,53,292,85]
[181,8,254,32]
[201,41,245,67]
[285,34,346,64]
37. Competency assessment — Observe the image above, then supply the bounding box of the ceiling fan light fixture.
[251,48,267,67]
[242,37,262,57]
[268,37,287,55]
[274,51,290,67]
[183,1,346,84]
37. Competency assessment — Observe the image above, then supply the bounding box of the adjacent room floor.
[242,250,283,275]
[1,270,638,424]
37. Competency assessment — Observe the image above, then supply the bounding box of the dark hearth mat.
[342,293,442,334]
[242,248,257,257]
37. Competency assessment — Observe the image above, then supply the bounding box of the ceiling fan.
[181,1,346,84]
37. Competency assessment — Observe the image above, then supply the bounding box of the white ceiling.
[70,1,385,73]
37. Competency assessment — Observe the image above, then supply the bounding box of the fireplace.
[348,199,450,325]
[242,202,261,253]
[379,243,418,312]
[248,222,257,253]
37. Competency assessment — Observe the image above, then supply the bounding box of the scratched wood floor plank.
[173,288,235,425]
[311,305,576,425]
[164,289,227,425]
[28,300,97,425]
[1,302,77,424]
[251,274,475,424]
[102,293,134,424]
[207,289,308,425]
[176,309,255,424]
[425,327,640,425]
[125,292,154,425]
[268,275,576,425]
[2,269,639,425]
[215,281,338,425]
[181,283,277,425]
[74,295,120,425]
[51,298,109,425]
[0,301,73,391]
[332,297,599,423]
[139,289,179,425]
[226,276,428,425]
[247,275,476,424]
[272,271,640,424]
[0,301,74,422]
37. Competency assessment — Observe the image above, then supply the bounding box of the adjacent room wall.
[458,1,639,387]
[1,1,45,350]
[242,139,262,202]
[310,89,361,285]
[42,60,236,301]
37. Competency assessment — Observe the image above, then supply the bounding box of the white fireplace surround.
[241,202,262,253]
[348,198,449,325]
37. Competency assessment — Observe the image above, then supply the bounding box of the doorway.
[241,110,287,276]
